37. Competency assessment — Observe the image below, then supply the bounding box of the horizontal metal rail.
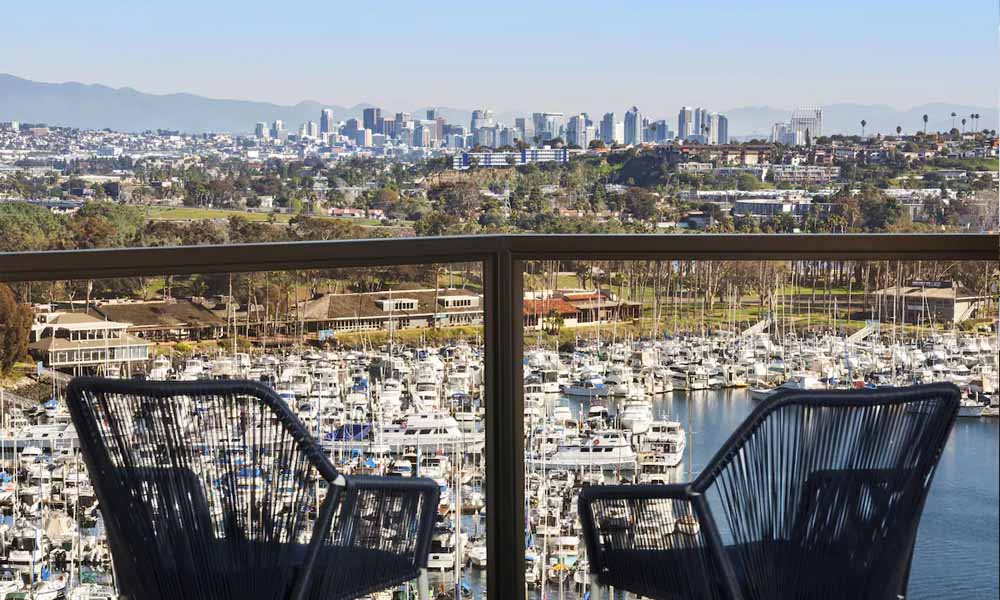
[0,234,995,282]
[0,231,996,599]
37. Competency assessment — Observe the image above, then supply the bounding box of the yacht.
[380,413,470,449]
[148,355,172,379]
[529,431,636,470]
[619,400,653,434]
[749,373,825,401]
[646,420,684,443]
[427,525,459,570]
[564,376,610,398]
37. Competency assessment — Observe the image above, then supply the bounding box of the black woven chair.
[578,383,960,600]
[67,377,440,600]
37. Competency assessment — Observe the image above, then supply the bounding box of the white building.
[790,107,823,145]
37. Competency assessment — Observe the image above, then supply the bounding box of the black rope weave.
[578,383,960,600]
[67,377,439,600]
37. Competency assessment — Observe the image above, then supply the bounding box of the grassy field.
[148,206,382,226]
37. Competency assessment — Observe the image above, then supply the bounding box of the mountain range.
[1,73,995,138]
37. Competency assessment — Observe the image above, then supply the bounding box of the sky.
[2,0,997,114]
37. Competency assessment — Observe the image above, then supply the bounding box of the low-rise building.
[29,310,151,373]
[452,148,569,169]
[298,288,483,334]
[770,164,841,184]
[873,281,989,324]
[94,299,226,341]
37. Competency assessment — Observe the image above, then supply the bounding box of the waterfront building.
[874,281,989,324]
[28,310,151,372]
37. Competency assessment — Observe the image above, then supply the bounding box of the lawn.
[148,206,382,227]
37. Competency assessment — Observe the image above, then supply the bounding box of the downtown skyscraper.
[624,107,643,145]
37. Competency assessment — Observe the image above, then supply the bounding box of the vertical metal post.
[484,247,526,598]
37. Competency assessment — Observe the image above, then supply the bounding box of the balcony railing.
[1,233,997,599]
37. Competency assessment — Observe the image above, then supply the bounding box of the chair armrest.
[332,475,441,567]
[578,484,743,600]
[578,483,695,573]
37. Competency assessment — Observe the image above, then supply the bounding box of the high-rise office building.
[514,117,533,143]
[383,120,397,139]
[363,108,382,133]
[394,113,411,140]
[771,122,794,144]
[614,122,625,145]
[270,120,285,139]
[255,122,269,138]
[416,125,431,147]
[471,109,495,133]
[426,109,438,120]
[320,109,335,134]
[306,121,319,138]
[624,107,643,145]
[790,107,822,145]
[355,128,372,147]
[531,113,546,143]
[654,120,672,143]
[678,107,693,140]
[344,118,360,136]
[601,112,616,144]
[716,114,729,144]
[694,108,707,140]
[499,127,517,148]
[567,114,591,148]
[543,112,564,141]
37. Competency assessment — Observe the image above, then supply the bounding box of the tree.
[860,120,867,138]
[895,125,902,138]
[922,114,928,134]
[0,283,31,377]
[736,173,761,191]
[543,308,565,335]
[951,112,957,131]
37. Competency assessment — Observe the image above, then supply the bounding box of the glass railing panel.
[522,258,998,600]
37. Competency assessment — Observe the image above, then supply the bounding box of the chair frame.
[579,383,961,600]
[67,377,438,600]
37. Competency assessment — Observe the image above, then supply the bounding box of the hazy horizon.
[3,0,997,117]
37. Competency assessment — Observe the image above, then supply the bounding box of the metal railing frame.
[1,233,997,598]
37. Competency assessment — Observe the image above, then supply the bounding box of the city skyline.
[2,1,996,114]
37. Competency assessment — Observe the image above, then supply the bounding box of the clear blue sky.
[3,0,996,114]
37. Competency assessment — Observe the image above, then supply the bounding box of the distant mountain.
[0,73,373,133]
[2,73,995,137]
[724,103,997,138]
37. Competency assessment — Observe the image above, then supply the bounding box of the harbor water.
[538,388,1000,600]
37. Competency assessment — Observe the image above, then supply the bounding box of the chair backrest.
[694,383,959,600]
[67,377,339,600]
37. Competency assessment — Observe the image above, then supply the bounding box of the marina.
[1,323,997,599]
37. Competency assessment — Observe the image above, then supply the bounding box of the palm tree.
[975,113,981,132]
[860,119,867,138]
[922,114,928,134]
[961,118,966,133]
[896,125,902,138]
[951,112,957,130]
